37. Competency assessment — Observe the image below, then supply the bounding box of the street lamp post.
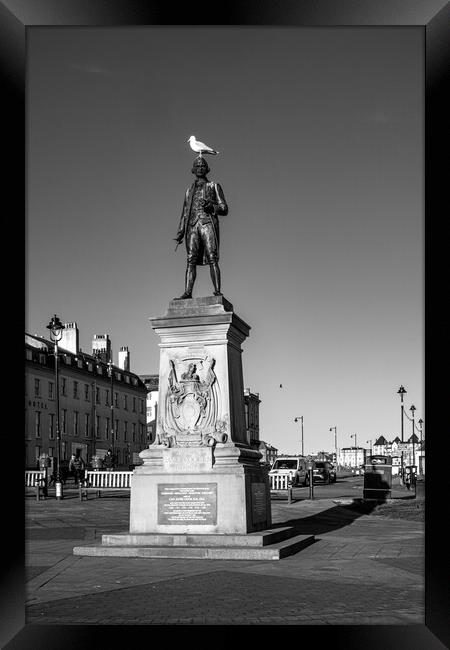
[330,426,338,468]
[418,418,424,475]
[46,315,65,500]
[350,434,358,470]
[294,416,304,457]
[410,404,416,470]
[91,379,97,459]
[107,355,115,463]
[397,385,407,482]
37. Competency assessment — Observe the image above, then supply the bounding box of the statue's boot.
[174,264,196,299]
[210,262,222,296]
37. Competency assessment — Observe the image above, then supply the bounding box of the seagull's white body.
[187,135,219,156]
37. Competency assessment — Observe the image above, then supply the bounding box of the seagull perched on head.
[187,135,219,156]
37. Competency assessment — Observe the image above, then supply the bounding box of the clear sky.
[26,27,424,455]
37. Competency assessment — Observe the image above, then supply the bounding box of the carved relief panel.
[155,352,229,448]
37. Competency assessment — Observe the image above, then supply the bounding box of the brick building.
[140,373,159,446]
[244,387,261,449]
[25,323,147,469]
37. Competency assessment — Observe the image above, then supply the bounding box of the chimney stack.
[92,334,111,364]
[60,322,79,354]
[118,346,130,371]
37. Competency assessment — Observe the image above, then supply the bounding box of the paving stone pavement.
[24,483,424,626]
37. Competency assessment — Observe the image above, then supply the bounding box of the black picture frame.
[3,1,448,648]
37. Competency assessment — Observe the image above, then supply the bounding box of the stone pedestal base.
[129,445,271,535]
[73,528,315,560]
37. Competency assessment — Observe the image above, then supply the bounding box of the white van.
[269,457,310,487]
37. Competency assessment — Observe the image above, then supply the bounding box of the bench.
[25,470,47,500]
[79,470,133,500]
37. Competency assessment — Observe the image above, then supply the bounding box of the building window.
[61,377,66,396]
[105,417,110,439]
[132,422,136,442]
[105,389,109,406]
[73,381,79,399]
[84,413,90,437]
[114,392,119,407]
[34,379,40,397]
[73,411,79,436]
[115,419,119,441]
[140,399,144,414]
[48,382,54,399]
[124,421,128,441]
[35,412,41,438]
[61,441,67,460]
[147,406,153,420]
[35,445,41,462]
[84,384,90,401]
[96,415,100,438]
[96,387,100,405]
[48,447,54,457]
[123,395,128,410]
[61,408,67,434]
[133,397,136,412]
[49,413,55,439]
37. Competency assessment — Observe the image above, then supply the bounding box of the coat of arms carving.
[156,354,229,447]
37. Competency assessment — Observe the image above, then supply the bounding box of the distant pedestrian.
[69,450,85,485]
[104,449,115,471]
[404,469,411,490]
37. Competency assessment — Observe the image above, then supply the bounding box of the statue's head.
[191,157,209,176]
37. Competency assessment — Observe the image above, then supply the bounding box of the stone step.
[73,534,315,560]
[101,526,297,548]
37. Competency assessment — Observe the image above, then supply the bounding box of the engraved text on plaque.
[158,483,217,525]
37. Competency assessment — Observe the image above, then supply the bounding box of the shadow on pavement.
[270,501,380,536]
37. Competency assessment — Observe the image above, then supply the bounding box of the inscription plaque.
[158,483,217,525]
[251,482,267,524]
[163,447,213,473]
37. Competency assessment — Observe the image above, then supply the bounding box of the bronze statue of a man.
[174,156,228,299]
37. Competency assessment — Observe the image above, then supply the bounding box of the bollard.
[309,469,314,500]
[287,487,292,504]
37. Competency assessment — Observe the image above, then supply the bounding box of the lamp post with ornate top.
[397,385,407,482]
[107,356,115,462]
[410,404,416,470]
[46,314,65,500]
[418,418,424,475]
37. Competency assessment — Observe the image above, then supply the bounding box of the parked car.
[313,461,335,484]
[269,457,310,487]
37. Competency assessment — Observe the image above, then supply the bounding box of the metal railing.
[269,474,291,490]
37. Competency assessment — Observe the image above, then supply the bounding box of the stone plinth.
[130,296,271,535]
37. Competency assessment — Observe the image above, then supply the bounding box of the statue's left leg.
[210,262,222,296]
